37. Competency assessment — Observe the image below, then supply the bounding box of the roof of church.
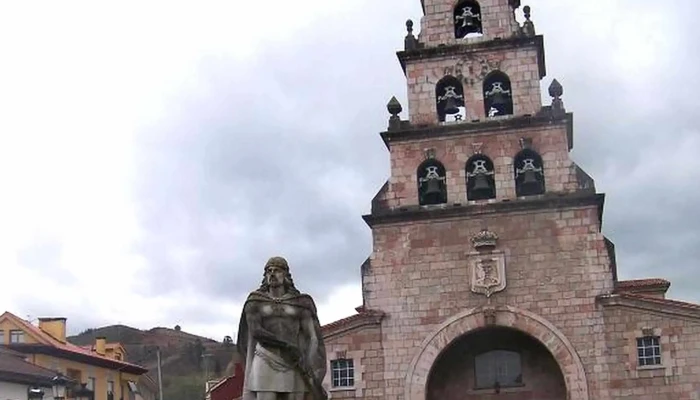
[616,278,671,290]
[322,306,384,338]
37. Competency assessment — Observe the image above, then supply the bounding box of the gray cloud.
[130,1,420,310]
[42,0,696,335]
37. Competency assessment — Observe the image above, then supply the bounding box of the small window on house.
[514,149,545,197]
[331,359,355,388]
[107,380,115,400]
[436,76,466,123]
[483,71,513,117]
[9,330,24,343]
[474,350,522,389]
[0,330,5,344]
[454,0,483,38]
[87,377,96,390]
[466,154,496,200]
[417,159,448,206]
[637,336,662,366]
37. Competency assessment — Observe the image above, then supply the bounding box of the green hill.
[68,325,240,400]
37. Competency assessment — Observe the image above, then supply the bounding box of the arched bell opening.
[426,327,567,400]
[483,70,514,118]
[436,76,466,123]
[454,0,483,39]
[417,159,448,206]
[466,154,496,201]
[514,149,545,197]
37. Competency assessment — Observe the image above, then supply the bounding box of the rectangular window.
[9,330,24,343]
[0,330,4,344]
[331,359,355,388]
[637,336,662,366]
[87,377,96,390]
[474,350,523,389]
[108,380,115,400]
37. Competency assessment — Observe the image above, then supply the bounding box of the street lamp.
[51,374,70,400]
[27,387,44,400]
[73,383,95,400]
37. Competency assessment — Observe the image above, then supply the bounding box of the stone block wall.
[323,325,385,400]
[598,308,700,399]
[377,123,575,208]
[419,0,521,48]
[362,204,615,399]
[405,46,542,125]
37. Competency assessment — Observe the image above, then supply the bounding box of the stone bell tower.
[321,2,700,399]
[359,0,613,399]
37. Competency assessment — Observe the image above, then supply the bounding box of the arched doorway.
[403,306,589,400]
[427,327,566,399]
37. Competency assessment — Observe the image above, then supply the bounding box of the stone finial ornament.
[471,228,499,250]
[387,96,403,130]
[549,79,565,115]
[405,19,419,51]
[522,5,536,37]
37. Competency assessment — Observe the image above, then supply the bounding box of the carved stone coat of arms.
[470,254,506,297]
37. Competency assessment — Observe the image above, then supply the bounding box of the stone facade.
[322,1,700,400]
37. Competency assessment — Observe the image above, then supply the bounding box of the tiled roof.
[619,292,700,311]
[321,307,384,336]
[0,312,147,374]
[616,278,670,290]
[0,348,56,386]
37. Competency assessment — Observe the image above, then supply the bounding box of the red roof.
[619,292,700,311]
[322,307,384,335]
[0,312,147,374]
[616,278,670,289]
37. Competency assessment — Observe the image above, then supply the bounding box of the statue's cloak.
[237,290,327,400]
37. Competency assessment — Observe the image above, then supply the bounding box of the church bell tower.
[358,0,612,399]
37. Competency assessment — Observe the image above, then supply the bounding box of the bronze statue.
[237,257,327,400]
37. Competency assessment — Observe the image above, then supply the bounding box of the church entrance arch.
[404,306,589,400]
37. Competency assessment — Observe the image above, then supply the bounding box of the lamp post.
[73,383,95,400]
[27,386,44,400]
[51,374,70,400]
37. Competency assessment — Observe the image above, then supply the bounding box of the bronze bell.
[463,15,477,28]
[490,91,507,106]
[519,170,543,195]
[470,174,494,200]
[443,96,460,115]
[472,174,491,191]
[422,178,444,204]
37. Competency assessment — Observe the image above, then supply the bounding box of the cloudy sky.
[0,0,698,341]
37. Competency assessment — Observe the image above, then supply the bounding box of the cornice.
[381,111,573,150]
[597,293,700,321]
[397,35,546,79]
[363,191,604,228]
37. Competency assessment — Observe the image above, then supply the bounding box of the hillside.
[69,325,241,400]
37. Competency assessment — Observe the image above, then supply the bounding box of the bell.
[422,178,444,204]
[473,174,491,189]
[518,170,544,196]
[469,174,494,200]
[490,92,507,106]
[442,96,460,115]
[462,15,476,28]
